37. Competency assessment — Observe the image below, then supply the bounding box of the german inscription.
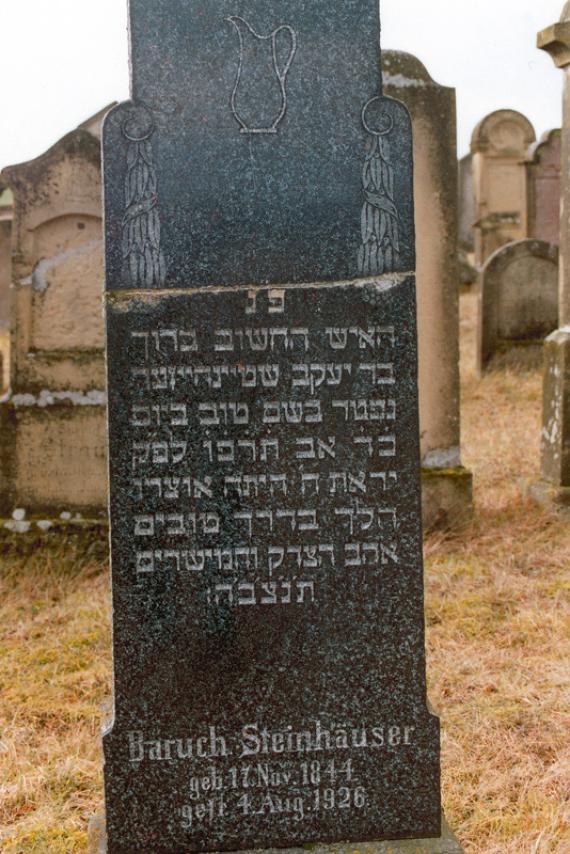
[103,280,440,851]
[101,0,440,850]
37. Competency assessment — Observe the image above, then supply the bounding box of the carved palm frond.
[358,135,400,277]
[122,135,167,288]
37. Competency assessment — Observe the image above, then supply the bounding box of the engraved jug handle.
[272,25,297,85]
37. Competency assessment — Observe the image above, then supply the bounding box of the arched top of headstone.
[2,129,100,191]
[482,237,558,276]
[478,238,559,369]
[470,109,536,156]
[526,127,562,165]
[1,130,103,230]
[382,50,452,93]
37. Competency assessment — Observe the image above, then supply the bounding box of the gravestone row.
[0,48,471,532]
[460,112,561,268]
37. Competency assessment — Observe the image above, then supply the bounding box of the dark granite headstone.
[101,1,441,852]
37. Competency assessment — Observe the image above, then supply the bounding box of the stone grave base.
[527,478,570,514]
[88,814,463,854]
[0,399,107,517]
[0,516,108,559]
[421,468,473,531]
[479,340,546,375]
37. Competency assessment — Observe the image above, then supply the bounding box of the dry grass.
[0,546,111,852]
[0,290,569,852]
[429,291,570,853]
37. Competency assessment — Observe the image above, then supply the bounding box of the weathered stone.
[539,2,570,328]
[537,5,570,70]
[458,250,477,287]
[477,238,559,373]
[526,129,561,246]
[0,126,108,518]
[0,184,12,336]
[458,155,475,255]
[532,3,570,505]
[471,110,536,268]
[420,468,473,531]
[0,81,467,531]
[540,328,570,489]
[99,1,450,852]
[381,51,472,531]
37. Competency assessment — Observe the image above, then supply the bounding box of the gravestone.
[477,238,559,373]
[458,155,475,256]
[97,1,462,852]
[471,110,536,267]
[0,184,12,333]
[531,3,570,507]
[0,129,107,520]
[0,184,12,391]
[527,129,562,246]
[382,51,472,530]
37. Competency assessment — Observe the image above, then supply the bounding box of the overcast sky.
[0,0,565,170]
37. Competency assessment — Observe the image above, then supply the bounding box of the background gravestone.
[458,155,475,256]
[0,183,12,392]
[526,129,562,247]
[533,3,570,507]
[98,1,462,852]
[471,109,536,267]
[0,128,107,519]
[477,238,559,373]
[382,51,472,530]
[0,183,12,336]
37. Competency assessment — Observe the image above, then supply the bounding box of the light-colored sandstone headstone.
[458,154,475,254]
[0,185,12,332]
[471,109,536,267]
[382,50,472,529]
[533,3,570,505]
[527,129,561,246]
[0,185,13,390]
[0,127,107,518]
[477,238,558,373]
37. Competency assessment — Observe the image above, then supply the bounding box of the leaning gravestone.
[97,1,462,852]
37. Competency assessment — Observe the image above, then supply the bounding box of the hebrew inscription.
[102,2,437,850]
[104,278,440,850]
[120,291,402,607]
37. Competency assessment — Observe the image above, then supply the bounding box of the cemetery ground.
[0,292,569,854]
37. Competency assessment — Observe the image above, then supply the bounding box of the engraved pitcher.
[227,16,297,134]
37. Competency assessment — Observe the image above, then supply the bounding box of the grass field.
[0,291,569,853]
